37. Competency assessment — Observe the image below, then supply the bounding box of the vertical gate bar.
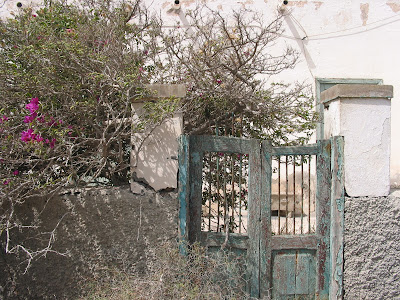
[239,154,243,234]
[301,155,304,234]
[225,114,228,136]
[316,139,332,297]
[285,155,289,234]
[278,156,281,235]
[308,154,311,234]
[293,155,296,234]
[231,153,235,232]
[223,121,228,231]
[231,114,235,231]
[232,112,235,136]
[239,114,243,233]
[223,154,228,231]
[216,124,220,232]
[208,152,212,231]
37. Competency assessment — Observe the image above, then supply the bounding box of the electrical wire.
[282,8,400,41]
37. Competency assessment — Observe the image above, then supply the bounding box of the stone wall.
[344,194,400,299]
[0,185,178,299]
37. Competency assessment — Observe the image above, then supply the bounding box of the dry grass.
[80,242,248,300]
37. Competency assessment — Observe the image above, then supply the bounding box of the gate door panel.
[263,141,331,299]
[178,136,332,299]
[178,135,262,296]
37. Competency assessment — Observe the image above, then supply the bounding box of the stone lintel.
[136,84,186,102]
[321,84,393,105]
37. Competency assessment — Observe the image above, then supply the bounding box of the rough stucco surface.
[344,195,400,299]
[0,185,178,299]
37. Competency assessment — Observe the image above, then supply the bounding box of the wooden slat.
[271,144,319,156]
[188,136,204,244]
[178,135,190,250]
[247,139,263,298]
[200,232,249,250]
[330,136,345,300]
[260,141,272,297]
[271,235,318,250]
[316,140,332,298]
[190,135,257,154]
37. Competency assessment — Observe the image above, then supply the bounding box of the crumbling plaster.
[322,84,392,197]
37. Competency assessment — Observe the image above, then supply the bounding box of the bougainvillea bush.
[0,0,172,265]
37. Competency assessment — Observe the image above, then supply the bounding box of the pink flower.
[0,116,8,124]
[37,115,45,123]
[26,98,39,113]
[216,79,222,84]
[24,112,37,123]
[3,179,10,185]
[49,138,56,149]
[34,134,43,142]
[47,117,57,127]
[66,28,73,33]
[13,170,19,175]
[21,128,35,142]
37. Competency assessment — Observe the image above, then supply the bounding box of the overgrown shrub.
[80,242,248,300]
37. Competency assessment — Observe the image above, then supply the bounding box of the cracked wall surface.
[344,194,400,299]
[0,186,178,299]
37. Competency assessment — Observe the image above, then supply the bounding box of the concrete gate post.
[130,84,186,193]
[321,84,393,197]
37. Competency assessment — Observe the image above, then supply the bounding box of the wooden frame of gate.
[178,135,344,299]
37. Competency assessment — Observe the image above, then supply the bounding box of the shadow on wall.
[0,186,178,299]
[132,115,182,192]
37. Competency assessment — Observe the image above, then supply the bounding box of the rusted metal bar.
[278,156,281,235]
[231,153,235,232]
[285,155,289,234]
[238,154,243,234]
[216,124,221,232]
[223,153,228,232]
[208,152,212,231]
[293,155,296,234]
[301,155,304,234]
[308,154,311,234]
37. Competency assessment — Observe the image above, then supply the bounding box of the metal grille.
[271,155,316,235]
[201,151,249,234]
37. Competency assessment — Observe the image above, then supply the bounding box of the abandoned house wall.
[0,185,178,299]
[343,194,400,299]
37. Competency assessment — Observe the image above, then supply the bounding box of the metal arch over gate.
[178,135,344,299]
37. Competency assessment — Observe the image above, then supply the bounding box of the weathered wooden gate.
[178,135,343,299]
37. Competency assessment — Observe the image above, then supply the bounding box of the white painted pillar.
[130,84,186,193]
[322,84,393,197]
